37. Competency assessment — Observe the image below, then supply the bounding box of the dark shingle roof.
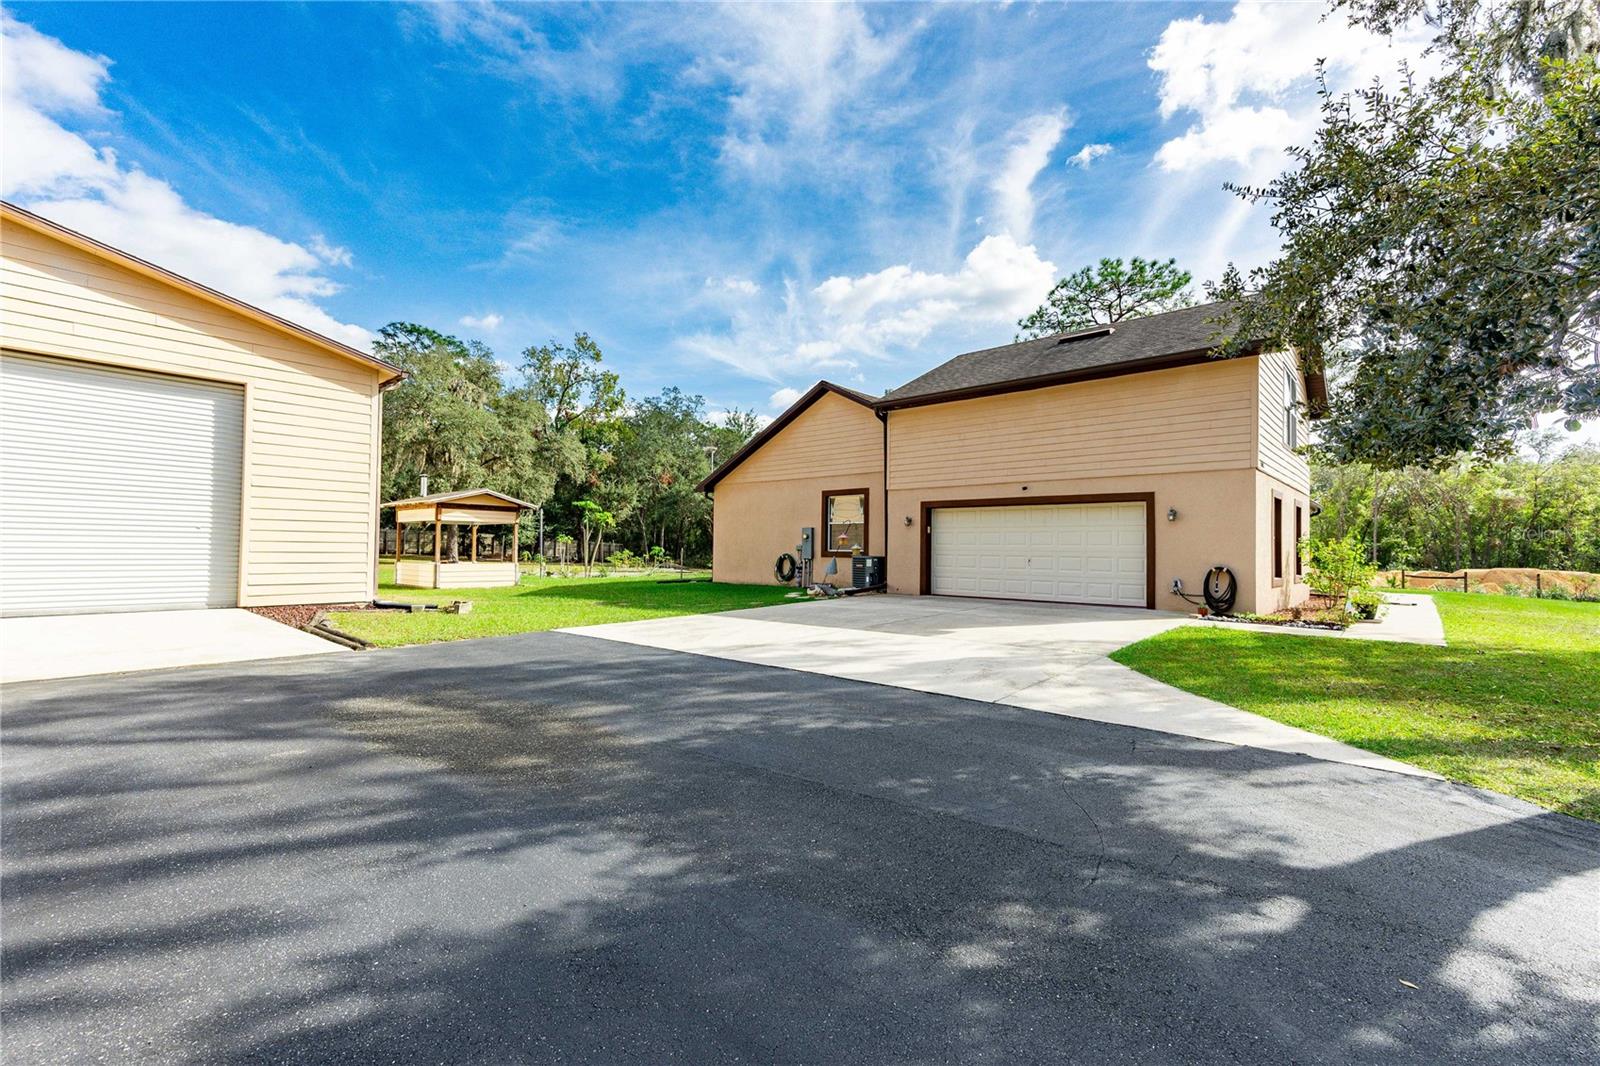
[878,301,1255,408]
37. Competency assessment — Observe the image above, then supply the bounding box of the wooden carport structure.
[380,489,533,589]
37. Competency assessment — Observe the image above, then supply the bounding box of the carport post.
[470,524,478,563]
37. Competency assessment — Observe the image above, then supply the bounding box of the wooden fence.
[1398,570,1469,593]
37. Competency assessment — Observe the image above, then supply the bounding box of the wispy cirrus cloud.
[989,110,1068,241]
[1068,142,1113,168]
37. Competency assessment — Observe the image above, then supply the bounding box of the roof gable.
[382,489,534,510]
[2,201,403,385]
[697,381,878,492]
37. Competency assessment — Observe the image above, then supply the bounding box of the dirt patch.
[247,603,370,630]
[1381,568,1600,596]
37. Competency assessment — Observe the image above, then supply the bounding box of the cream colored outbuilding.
[0,201,403,616]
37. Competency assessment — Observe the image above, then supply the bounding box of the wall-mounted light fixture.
[1167,507,1179,522]
[904,515,913,526]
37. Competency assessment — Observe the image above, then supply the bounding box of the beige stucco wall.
[710,352,1315,614]
[1254,469,1313,613]
[711,391,883,584]
[1,217,387,607]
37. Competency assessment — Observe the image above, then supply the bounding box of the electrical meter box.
[798,527,814,560]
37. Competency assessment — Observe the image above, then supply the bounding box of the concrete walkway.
[0,608,340,684]
[565,596,1438,779]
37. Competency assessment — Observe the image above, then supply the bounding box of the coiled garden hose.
[774,552,799,583]
[1201,565,1238,614]
[1175,565,1239,614]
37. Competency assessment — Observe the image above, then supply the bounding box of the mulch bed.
[1266,593,1342,620]
[246,604,370,630]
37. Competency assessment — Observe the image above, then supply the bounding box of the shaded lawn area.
[1111,591,1600,822]
[328,567,795,648]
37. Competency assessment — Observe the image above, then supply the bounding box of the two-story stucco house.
[700,303,1323,615]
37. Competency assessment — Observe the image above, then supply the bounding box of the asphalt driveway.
[3,632,1597,1064]
[566,596,1429,775]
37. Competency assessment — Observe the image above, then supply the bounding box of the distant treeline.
[375,323,761,567]
[1311,440,1600,573]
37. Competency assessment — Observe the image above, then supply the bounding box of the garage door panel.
[930,501,1147,607]
[0,352,243,616]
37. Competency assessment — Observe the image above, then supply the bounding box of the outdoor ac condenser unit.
[851,555,884,589]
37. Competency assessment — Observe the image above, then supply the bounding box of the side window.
[1283,368,1300,448]
[822,491,867,555]
[1272,494,1284,581]
[1294,503,1304,578]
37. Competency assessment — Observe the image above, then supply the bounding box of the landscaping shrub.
[1346,585,1384,619]
[1306,535,1379,599]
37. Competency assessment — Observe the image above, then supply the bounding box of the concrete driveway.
[567,596,1430,777]
[0,608,339,683]
[3,634,1596,1064]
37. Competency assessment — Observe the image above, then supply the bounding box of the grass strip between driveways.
[1110,591,1600,822]
[327,568,795,648]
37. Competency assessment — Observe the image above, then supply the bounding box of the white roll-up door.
[0,352,243,616]
[930,501,1148,607]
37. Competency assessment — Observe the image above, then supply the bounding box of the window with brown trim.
[1294,503,1304,579]
[1272,494,1284,582]
[822,490,868,556]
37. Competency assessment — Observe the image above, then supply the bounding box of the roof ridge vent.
[1054,325,1115,344]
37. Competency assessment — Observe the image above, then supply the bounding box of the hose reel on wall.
[774,553,798,583]
[1174,565,1238,614]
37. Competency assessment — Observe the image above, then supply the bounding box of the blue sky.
[3,2,1435,419]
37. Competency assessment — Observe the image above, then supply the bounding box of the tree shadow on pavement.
[3,633,1597,1064]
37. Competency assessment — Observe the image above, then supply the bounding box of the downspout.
[876,407,889,589]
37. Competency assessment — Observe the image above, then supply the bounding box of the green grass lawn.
[1110,590,1600,822]
[327,566,795,648]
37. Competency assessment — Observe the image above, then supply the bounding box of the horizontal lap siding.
[725,392,881,485]
[1,222,382,606]
[888,359,1257,488]
[1256,349,1311,491]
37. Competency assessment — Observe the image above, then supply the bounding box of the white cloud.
[417,2,623,102]
[459,312,504,331]
[1148,2,1438,174]
[1068,143,1112,168]
[678,233,1057,383]
[686,3,920,177]
[989,110,1067,241]
[768,386,804,409]
[0,12,371,348]
[308,234,353,268]
[707,275,760,295]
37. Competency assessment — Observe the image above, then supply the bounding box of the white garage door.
[930,501,1148,607]
[0,352,243,616]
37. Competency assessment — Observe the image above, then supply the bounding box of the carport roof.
[382,489,535,510]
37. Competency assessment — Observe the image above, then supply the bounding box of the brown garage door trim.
[919,492,1156,609]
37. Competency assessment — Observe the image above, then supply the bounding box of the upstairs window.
[1284,368,1301,448]
[823,491,867,556]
